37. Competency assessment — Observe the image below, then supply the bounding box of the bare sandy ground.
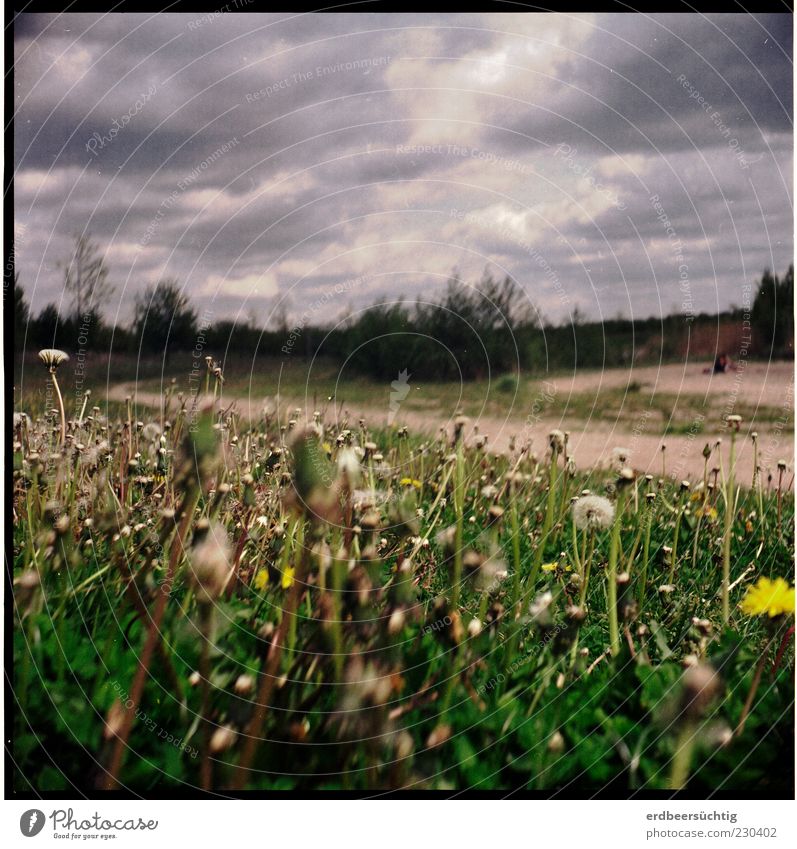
[546,360,792,409]
[109,361,793,484]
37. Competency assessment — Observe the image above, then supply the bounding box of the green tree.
[13,274,29,327]
[752,265,794,357]
[34,303,62,348]
[133,279,198,356]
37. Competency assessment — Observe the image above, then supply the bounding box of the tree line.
[10,234,794,380]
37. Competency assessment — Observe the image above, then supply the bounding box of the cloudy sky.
[13,12,793,330]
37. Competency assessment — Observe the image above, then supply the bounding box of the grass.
[10,361,795,795]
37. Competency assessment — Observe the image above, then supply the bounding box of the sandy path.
[545,360,792,408]
[109,361,793,483]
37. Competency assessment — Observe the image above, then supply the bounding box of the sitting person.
[714,353,730,373]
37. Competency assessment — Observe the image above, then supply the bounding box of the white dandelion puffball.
[572,495,616,530]
[612,446,631,465]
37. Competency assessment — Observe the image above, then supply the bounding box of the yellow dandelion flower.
[541,562,557,572]
[740,577,795,618]
[700,505,718,520]
[281,566,295,590]
[399,477,422,489]
[253,569,269,590]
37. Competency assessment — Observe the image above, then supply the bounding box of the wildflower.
[529,590,554,621]
[253,569,269,590]
[426,724,452,749]
[572,495,615,531]
[740,577,795,618]
[38,348,69,372]
[188,520,232,603]
[680,663,722,720]
[388,609,406,634]
[142,422,162,442]
[547,731,565,754]
[436,525,457,553]
[337,448,361,485]
[487,504,505,524]
[617,467,635,488]
[612,446,630,466]
[234,674,255,695]
[541,562,557,572]
[399,477,422,489]
[209,724,237,753]
[549,429,565,451]
[700,505,718,520]
[281,565,295,590]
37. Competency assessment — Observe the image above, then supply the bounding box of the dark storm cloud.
[13,12,792,327]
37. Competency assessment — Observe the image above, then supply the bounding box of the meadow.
[11,350,795,795]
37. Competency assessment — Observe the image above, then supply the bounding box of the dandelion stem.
[101,487,198,790]
[578,530,595,608]
[668,496,684,586]
[735,635,773,738]
[570,517,581,575]
[669,721,696,789]
[721,429,736,624]
[50,371,67,448]
[509,480,521,621]
[199,602,214,790]
[231,571,303,790]
[607,488,627,656]
[531,446,558,589]
[452,436,465,610]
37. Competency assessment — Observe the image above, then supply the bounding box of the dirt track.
[109,361,793,484]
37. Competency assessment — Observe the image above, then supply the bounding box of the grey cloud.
[13,12,792,327]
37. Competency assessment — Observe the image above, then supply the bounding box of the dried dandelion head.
[548,429,565,452]
[38,349,69,372]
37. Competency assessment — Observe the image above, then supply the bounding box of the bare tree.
[61,234,115,320]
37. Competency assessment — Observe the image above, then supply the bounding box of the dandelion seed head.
[612,446,630,465]
[571,495,615,530]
